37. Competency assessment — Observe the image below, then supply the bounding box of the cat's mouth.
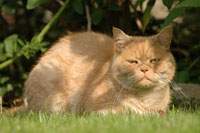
[138,76,153,82]
[136,76,154,87]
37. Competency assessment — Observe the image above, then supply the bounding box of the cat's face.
[111,26,176,90]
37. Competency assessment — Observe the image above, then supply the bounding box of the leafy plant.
[27,0,51,9]
[162,0,200,27]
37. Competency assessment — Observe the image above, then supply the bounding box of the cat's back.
[44,31,114,61]
[40,31,115,80]
[28,31,115,86]
[35,31,115,81]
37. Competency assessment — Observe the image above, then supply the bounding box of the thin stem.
[0,59,15,70]
[85,4,91,31]
[37,0,70,42]
[187,57,200,71]
[0,96,2,113]
[56,0,64,6]
[0,0,70,70]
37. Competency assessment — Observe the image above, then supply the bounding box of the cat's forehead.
[122,37,166,58]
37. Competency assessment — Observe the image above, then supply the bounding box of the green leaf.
[17,39,26,47]
[162,0,173,9]
[0,84,13,96]
[91,8,104,25]
[72,0,84,14]
[142,0,155,32]
[142,7,152,32]
[4,34,18,58]
[0,0,3,7]
[176,0,200,8]
[21,40,47,59]
[0,77,9,84]
[1,5,16,14]
[26,0,51,10]
[0,43,7,62]
[0,43,3,53]
[0,55,7,62]
[162,8,185,27]
[162,0,200,27]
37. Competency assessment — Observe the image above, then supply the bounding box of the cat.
[24,25,176,115]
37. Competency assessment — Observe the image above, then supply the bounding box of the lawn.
[0,110,200,133]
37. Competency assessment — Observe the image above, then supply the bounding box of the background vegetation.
[0,0,200,109]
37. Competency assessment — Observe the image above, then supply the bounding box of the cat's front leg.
[121,98,154,115]
[96,109,118,115]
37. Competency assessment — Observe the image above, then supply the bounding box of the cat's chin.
[117,80,155,91]
[133,78,156,89]
[134,83,155,90]
[138,78,152,84]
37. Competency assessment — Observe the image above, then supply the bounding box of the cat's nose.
[140,68,149,73]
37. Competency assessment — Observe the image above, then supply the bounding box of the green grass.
[0,110,200,133]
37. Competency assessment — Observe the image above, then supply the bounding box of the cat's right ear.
[112,27,131,53]
[156,24,173,49]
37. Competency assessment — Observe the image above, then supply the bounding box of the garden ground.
[0,109,200,133]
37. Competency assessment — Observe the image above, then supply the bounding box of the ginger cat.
[24,25,176,115]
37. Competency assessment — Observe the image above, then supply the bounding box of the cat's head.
[111,25,176,90]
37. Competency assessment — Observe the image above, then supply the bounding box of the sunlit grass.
[0,109,200,133]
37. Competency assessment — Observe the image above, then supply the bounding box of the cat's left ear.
[156,24,173,49]
[112,27,132,53]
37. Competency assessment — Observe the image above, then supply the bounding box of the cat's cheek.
[156,62,175,81]
[111,64,131,79]
[166,65,176,81]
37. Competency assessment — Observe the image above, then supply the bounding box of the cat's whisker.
[154,73,170,84]
[155,73,188,98]
[170,81,188,98]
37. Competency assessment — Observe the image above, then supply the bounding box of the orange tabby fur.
[24,26,176,115]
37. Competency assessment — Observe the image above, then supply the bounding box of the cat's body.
[24,26,176,115]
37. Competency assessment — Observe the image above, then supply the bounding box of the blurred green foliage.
[0,0,200,106]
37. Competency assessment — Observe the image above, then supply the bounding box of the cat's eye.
[126,59,138,64]
[150,58,160,64]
